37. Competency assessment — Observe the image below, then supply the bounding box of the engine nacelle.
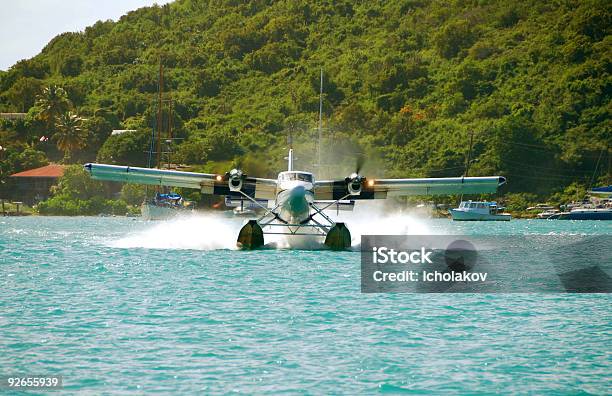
[345,173,365,195]
[226,168,244,192]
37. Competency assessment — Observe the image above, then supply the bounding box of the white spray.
[109,201,444,251]
[109,213,243,250]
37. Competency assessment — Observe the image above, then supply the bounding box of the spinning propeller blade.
[355,153,365,175]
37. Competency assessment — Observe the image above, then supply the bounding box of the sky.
[0,0,174,71]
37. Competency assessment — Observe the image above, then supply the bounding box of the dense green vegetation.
[0,0,610,213]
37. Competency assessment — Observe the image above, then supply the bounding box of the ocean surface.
[1,210,611,394]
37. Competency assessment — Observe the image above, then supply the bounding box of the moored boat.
[536,209,561,219]
[450,201,512,221]
[223,195,266,218]
[548,193,612,220]
[546,207,612,220]
[141,192,194,220]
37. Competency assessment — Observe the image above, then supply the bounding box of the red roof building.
[11,164,66,178]
[10,164,66,204]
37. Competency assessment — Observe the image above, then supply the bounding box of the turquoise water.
[1,215,611,394]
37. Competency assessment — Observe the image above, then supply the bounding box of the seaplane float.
[84,149,506,250]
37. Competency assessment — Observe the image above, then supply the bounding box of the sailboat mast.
[168,97,173,170]
[156,61,164,171]
[317,68,323,173]
[460,129,475,204]
[464,129,475,177]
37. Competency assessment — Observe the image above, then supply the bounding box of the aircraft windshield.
[280,173,312,182]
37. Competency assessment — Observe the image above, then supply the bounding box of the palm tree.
[54,112,87,163]
[36,85,71,129]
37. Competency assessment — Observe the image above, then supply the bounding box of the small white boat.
[450,201,512,221]
[527,204,555,211]
[223,196,266,218]
[537,209,560,219]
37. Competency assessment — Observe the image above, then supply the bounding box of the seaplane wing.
[314,176,506,200]
[84,163,278,200]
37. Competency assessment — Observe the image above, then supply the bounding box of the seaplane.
[84,149,506,250]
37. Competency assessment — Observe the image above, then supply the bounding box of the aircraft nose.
[287,185,308,215]
[289,185,306,198]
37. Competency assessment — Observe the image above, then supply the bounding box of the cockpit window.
[280,172,312,182]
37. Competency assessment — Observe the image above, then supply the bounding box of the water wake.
[334,201,437,249]
[109,202,439,251]
[108,213,243,250]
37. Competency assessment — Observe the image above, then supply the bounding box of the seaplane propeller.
[345,154,367,195]
[224,168,246,192]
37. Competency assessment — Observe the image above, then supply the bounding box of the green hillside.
[0,0,610,204]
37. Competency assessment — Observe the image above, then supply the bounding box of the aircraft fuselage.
[276,171,314,223]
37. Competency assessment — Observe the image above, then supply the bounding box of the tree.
[35,85,71,129]
[50,164,105,200]
[60,55,83,77]
[5,77,44,112]
[54,112,87,163]
[433,20,476,59]
[0,145,48,194]
[176,139,209,164]
[120,183,146,206]
[203,128,243,162]
[81,116,114,159]
[96,129,150,167]
[12,146,49,171]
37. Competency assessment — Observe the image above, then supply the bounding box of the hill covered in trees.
[0,0,610,206]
